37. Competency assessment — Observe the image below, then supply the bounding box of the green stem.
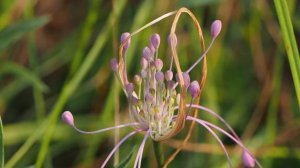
[0,117,4,168]
[274,0,300,108]
[153,141,164,167]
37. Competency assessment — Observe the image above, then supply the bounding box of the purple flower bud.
[62,111,74,126]
[143,47,153,61]
[167,80,175,89]
[150,33,160,49]
[149,43,155,53]
[140,69,147,78]
[145,93,153,102]
[110,58,118,72]
[125,83,134,95]
[165,70,173,81]
[168,34,177,47]
[120,32,131,51]
[211,20,222,38]
[155,71,164,82]
[242,150,256,168]
[154,59,163,71]
[130,96,139,105]
[176,72,190,88]
[182,72,190,87]
[134,74,142,85]
[140,57,148,69]
[188,81,200,98]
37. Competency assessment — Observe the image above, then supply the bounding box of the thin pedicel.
[62,8,261,168]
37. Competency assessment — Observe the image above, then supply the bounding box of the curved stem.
[72,122,140,134]
[174,104,241,141]
[189,104,240,140]
[134,130,150,168]
[186,116,233,168]
[186,38,215,73]
[101,129,141,168]
[187,116,262,168]
[153,140,164,167]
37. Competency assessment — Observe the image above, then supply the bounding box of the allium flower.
[62,8,261,168]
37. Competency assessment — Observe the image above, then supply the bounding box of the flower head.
[62,8,261,168]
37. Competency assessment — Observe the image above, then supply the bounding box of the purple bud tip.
[168,34,177,47]
[110,58,118,72]
[143,47,153,61]
[211,20,222,38]
[150,33,160,49]
[242,150,256,168]
[154,59,163,71]
[120,32,131,51]
[176,72,190,88]
[188,81,200,98]
[62,111,74,127]
[125,83,134,94]
[155,71,164,82]
[165,70,173,81]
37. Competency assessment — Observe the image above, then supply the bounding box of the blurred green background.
[0,0,299,167]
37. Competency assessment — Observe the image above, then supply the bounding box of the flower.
[62,8,261,168]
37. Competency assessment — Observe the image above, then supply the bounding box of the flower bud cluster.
[130,33,180,139]
[110,32,204,140]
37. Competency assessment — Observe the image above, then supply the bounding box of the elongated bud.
[168,33,177,46]
[154,59,163,71]
[110,58,118,72]
[120,32,131,51]
[125,83,134,95]
[242,150,256,168]
[143,47,153,61]
[165,70,173,81]
[150,33,160,49]
[148,43,155,53]
[140,69,147,78]
[62,111,74,126]
[130,96,139,105]
[145,93,153,102]
[176,72,190,88]
[211,20,222,38]
[167,80,175,89]
[188,81,200,98]
[140,57,148,69]
[155,71,164,82]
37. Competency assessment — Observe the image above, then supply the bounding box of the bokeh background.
[1,0,299,167]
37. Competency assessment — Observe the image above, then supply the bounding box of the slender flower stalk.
[61,7,261,167]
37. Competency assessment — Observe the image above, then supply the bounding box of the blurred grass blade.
[0,16,49,51]
[35,0,127,167]
[0,62,49,92]
[115,146,135,168]
[274,0,300,108]
[0,117,4,168]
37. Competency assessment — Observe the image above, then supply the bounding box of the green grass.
[274,0,300,108]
